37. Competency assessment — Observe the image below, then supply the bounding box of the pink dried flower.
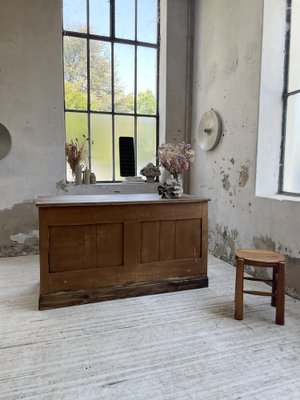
[158,142,194,180]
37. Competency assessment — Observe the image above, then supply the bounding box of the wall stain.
[222,174,231,191]
[56,180,68,192]
[238,165,249,187]
[244,41,258,64]
[0,201,38,255]
[253,236,276,251]
[285,256,300,300]
[210,224,239,263]
[225,46,239,75]
[209,62,219,86]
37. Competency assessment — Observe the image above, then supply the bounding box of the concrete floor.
[0,254,300,399]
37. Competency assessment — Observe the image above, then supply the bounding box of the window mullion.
[87,0,91,171]
[134,0,138,174]
[111,0,116,181]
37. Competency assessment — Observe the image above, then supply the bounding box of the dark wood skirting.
[39,276,209,310]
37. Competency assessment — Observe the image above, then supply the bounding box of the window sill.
[61,181,159,195]
[256,193,300,203]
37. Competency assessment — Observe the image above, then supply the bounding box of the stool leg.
[271,266,277,307]
[275,262,285,325]
[235,257,244,320]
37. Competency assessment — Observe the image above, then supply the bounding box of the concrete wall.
[0,0,191,255]
[160,0,193,145]
[0,0,65,254]
[190,0,300,298]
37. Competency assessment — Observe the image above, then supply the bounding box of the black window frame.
[279,0,300,196]
[63,0,160,182]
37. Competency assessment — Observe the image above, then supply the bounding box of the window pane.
[63,0,87,33]
[114,115,134,180]
[89,0,110,36]
[137,0,157,43]
[282,94,300,194]
[64,37,87,110]
[91,114,113,181]
[137,117,156,174]
[114,44,134,113]
[90,40,111,112]
[65,112,88,181]
[137,47,157,115]
[288,1,300,92]
[115,0,135,40]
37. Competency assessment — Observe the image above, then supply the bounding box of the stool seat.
[236,248,285,265]
[234,248,285,325]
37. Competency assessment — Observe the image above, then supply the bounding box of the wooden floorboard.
[0,254,300,399]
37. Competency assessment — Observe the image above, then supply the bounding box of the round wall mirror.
[0,123,12,160]
[199,110,222,151]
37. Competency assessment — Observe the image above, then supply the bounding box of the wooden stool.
[234,249,285,325]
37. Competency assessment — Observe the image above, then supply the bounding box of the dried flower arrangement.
[158,142,195,181]
[65,135,88,175]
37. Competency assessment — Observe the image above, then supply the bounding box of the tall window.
[63,0,159,181]
[281,0,300,195]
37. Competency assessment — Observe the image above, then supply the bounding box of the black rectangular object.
[119,137,136,177]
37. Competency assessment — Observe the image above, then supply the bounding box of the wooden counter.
[37,194,209,309]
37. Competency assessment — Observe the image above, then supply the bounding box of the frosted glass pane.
[137,117,156,174]
[137,47,157,115]
[65,112,88,181]
[91,114,113,181]
[63,0,87,33]
[115,0,135,40]
[137,0,157,43]
[288,1,300,91]
[283,94,300,194]
[90,40,111,112]
[90,0,110,36]
[114,44,134,113]
[64,37,87,110]
[114,116,134,180]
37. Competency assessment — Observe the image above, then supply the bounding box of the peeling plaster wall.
[190,0,300,298]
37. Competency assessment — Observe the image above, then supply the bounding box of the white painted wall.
[190,0,300,297]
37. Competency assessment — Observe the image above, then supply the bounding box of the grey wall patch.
[238,165,249,187]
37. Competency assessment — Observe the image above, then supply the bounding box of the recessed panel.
[50,226,84,272]
[159,221,176,261]
[97,223,123,267]
[141,221,160,263]
[175,219,201,259]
